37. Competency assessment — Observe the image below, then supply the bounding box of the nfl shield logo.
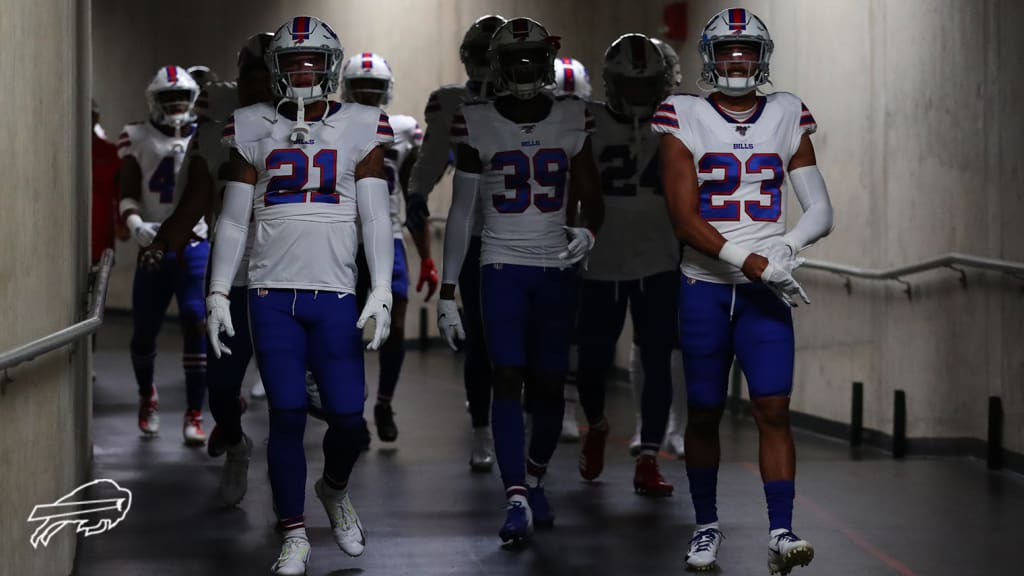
[735,125,749,135]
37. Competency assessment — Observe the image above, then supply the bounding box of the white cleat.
[768,530,814,575]
[470,427,495,473]
[560,408,580,442]
[250,376,266,399]
[315,479,365,557]
[220,433,252,507]
[664,430,685,458]
[271,536,310,575]
[685,525,724,572]
[183,410,206,446]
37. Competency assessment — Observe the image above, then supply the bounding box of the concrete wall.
[92,1,1024,453]
[0,0,90,574]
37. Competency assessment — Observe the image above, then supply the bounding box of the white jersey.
[224,101,394,292]
[117,121,207,238]
[584,102,679,281]
[408,82,487,235]
[652,92,817,284]
[451,95,593,268]
[383,114,422,238]
[181,82,252,285]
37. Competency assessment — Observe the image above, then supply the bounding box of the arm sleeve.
[441,169,480,285]
[356,177,395,289]
[407,93,457,197]
[208,180,253,295]
[784,165,834,251]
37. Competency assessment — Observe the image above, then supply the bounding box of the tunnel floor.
[74,314,1024,576]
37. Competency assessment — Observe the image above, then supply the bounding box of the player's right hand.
[764,236,805,274]
[436,298,465,352]
[760,260,811,307]
[126,214,161,248]
[406,193,430,233]
[205,292,234,358]
[138,240,167,272]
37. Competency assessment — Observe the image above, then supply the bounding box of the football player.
[655,8,833,573]
[118,65,207,445]
[143,32,275,507]
[550,55,590,444]
[576,34,678,498]
[405,14,506,473]
[625,36,688,459]
[205,16,393,575]
[341,52,431,445]
[437,17,603,545]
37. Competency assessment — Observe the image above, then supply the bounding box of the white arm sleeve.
[356,177,395,289]
[208,181,253,295]
[441,169,480,285]
[785,165,834,251]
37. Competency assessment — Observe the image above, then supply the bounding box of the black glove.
[405,193,430,233]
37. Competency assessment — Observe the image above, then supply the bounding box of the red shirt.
[91,133,121,262]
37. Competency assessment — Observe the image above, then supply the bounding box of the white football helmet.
[553,57,591,100]
[145,65,200,128]
[342,52,394,107]
[603,34,670,119]
[266,15,344,102]
[699,8,774,96]
[649,38,682,90]
[460,15,507,84]
[489,17,560,100]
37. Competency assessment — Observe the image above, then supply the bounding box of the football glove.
[357,287,393,350]
[437,298,465,352]
[206,292,234,358]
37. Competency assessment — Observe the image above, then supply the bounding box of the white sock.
[696,522,720,531]
[283,527,308,541]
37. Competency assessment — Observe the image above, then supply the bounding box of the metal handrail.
[800,252,1024,298]
[0,248,115,373]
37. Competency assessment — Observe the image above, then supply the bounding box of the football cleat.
[498,495,533,544]
[685,526,724,571]
[315,479,366,557]
[220,433,252,507]
[374,402,398,442]
[628,422,642,457]
[768,530,814,575]
[469,427,494,473]
[250,376,266,399]
[527,486,555,528]
[578,422,610,480]
[560,405,580,443]
[138,388,160,436]
[183,409,206,446]
[633,455,674,497]
[664,430,685,458]
[271,536,310,576]
[207,425,226,458]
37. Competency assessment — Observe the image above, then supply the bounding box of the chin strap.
[289,96,310,143]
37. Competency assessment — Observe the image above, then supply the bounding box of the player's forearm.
[356,177,395,289]
[783,165,834,251]
[407,130,451,199]
[409,220,432,261]
[208,181,253,295]
[440,169,479,287]
[154,182,209,252]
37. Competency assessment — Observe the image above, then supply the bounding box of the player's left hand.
[558,226,596,266]
[761,261,811,307]
[357,287,393,350]
[417,258,439,301]
[138,240,167,272]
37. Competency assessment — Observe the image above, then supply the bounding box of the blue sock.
[491,397,526,489]
[764,479,795,531]
[686,466,719,525]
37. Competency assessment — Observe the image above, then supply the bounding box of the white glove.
[357,287,392,351]
[763,236,805,274]
[125,214,161,248]
[436,298,465,352]
[761,260,811,307]
[206,292,234,358]
[558,226,596,266]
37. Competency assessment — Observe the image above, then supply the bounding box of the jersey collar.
[706,95,767,125]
